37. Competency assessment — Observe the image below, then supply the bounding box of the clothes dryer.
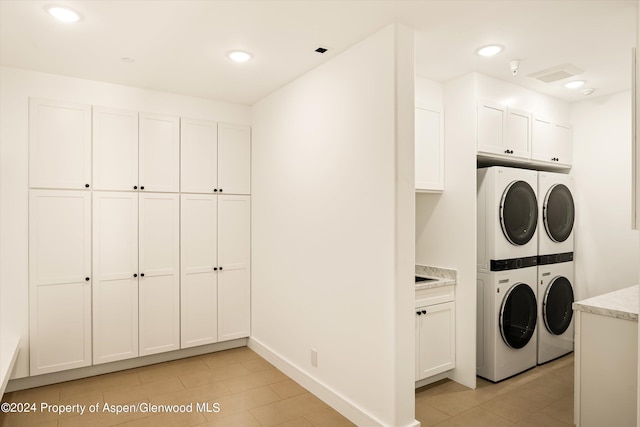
[478,167,539,273]
[537,261,574,364]
[477,266,538,382]
[537,171,575,261]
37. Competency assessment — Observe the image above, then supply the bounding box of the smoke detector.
[528,64,584,83]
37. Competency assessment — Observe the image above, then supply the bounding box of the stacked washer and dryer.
[476,166,576,382]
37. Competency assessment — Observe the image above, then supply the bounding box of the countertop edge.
[572,285,639,322]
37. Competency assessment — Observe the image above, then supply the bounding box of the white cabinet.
[139,193,180,356]
[415,285,455,382]
[29,98,91,190]
[218,195,251,341]
[415,106,444,192]
[181,194,219,348]
[29,190,91,375]
[181,120,251,195]
[574,310,638,427]
[218,123,251,195]
[93,192,139,364]
[477,100,531,161]
[531,116,572,167]
[93,107,139,191]
[181,194,251,346]
[139,113,180,192]
[181,119,218,194]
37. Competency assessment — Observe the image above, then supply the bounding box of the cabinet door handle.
[213,267,218,271]
[133,273,138,278]
[219,189,223,193]
[133,185,138,190]
[219,266,223,271]
[416,311,422,316]
[214,189,218,192]
[422,310,427,314]
[85,277,90,281]
[140,273,145,277]
[85,184,90,188]
[140,186,145,190]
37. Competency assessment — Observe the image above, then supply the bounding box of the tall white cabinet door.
[415,106,444,192]
[218,123,251,195]
[139,113,180,193]
[218,195,251,341]
[93,192,139,364]
[139,193,180,356]
[181,119,218,194]
[29,99,91,190]
[181,194,218,348]
[29,190,91,375]
[93,107,139,191]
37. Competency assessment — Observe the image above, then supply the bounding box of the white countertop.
[572,285,639,322]
[415,265,457,291]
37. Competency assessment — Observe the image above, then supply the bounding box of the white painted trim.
[7,338,247,392]
[249,337,420,427]
[0,336,20,398]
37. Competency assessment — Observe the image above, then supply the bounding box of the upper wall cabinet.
[29,98,91,190]
[139,113,180,192]
[93,107,139,191]
[477,100,531,161]
[181,119,218,194]
[218,123,251,195]
[181,120,251,195]
[415,106,444,192]
[531,116,572,167]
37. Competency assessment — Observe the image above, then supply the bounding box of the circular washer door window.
[500,283,537,349]
[543,184,575,243]
[543,276,574,335]
[500,180,538,246]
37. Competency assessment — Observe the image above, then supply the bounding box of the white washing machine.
[537,171,575,261]
[537,261,574,364]
[478,167,539,273]
[477,266,538,382]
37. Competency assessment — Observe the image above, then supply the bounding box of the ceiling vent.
[528,64,584,83]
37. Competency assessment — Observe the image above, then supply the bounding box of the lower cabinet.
[181,194,251,348]
[29,190,92,375]
[415,285,455,382]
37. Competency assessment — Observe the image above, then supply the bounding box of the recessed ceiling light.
[564,80,586,89]
[581,88,596,96]
[476,45,503,57]
[227,51,253,63]
[45,5,81,23]
[121,57,135,64]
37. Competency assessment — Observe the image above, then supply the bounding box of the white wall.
[416,74,477,389]
[570,91,640,300]
[250,24,416,427]
[0,66,250,379]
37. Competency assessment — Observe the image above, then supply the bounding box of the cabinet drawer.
[415,285,454,308]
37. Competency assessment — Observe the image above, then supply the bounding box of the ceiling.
[0,0,636,105]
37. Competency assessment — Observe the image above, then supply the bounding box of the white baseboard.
[248,337,420,427]
[6,338,247,392]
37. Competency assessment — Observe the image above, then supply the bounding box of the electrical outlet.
[311,348,318,367]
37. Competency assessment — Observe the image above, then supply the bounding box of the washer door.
[500,283,537,349]
[543,276,574,335]
[543,184,575,243]
[500,180,538,246]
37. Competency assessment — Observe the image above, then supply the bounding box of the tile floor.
[0,348,574,427]
[416,353,575,427]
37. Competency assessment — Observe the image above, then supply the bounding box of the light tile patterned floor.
[0,348,574,427]
[416,353,575,427]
